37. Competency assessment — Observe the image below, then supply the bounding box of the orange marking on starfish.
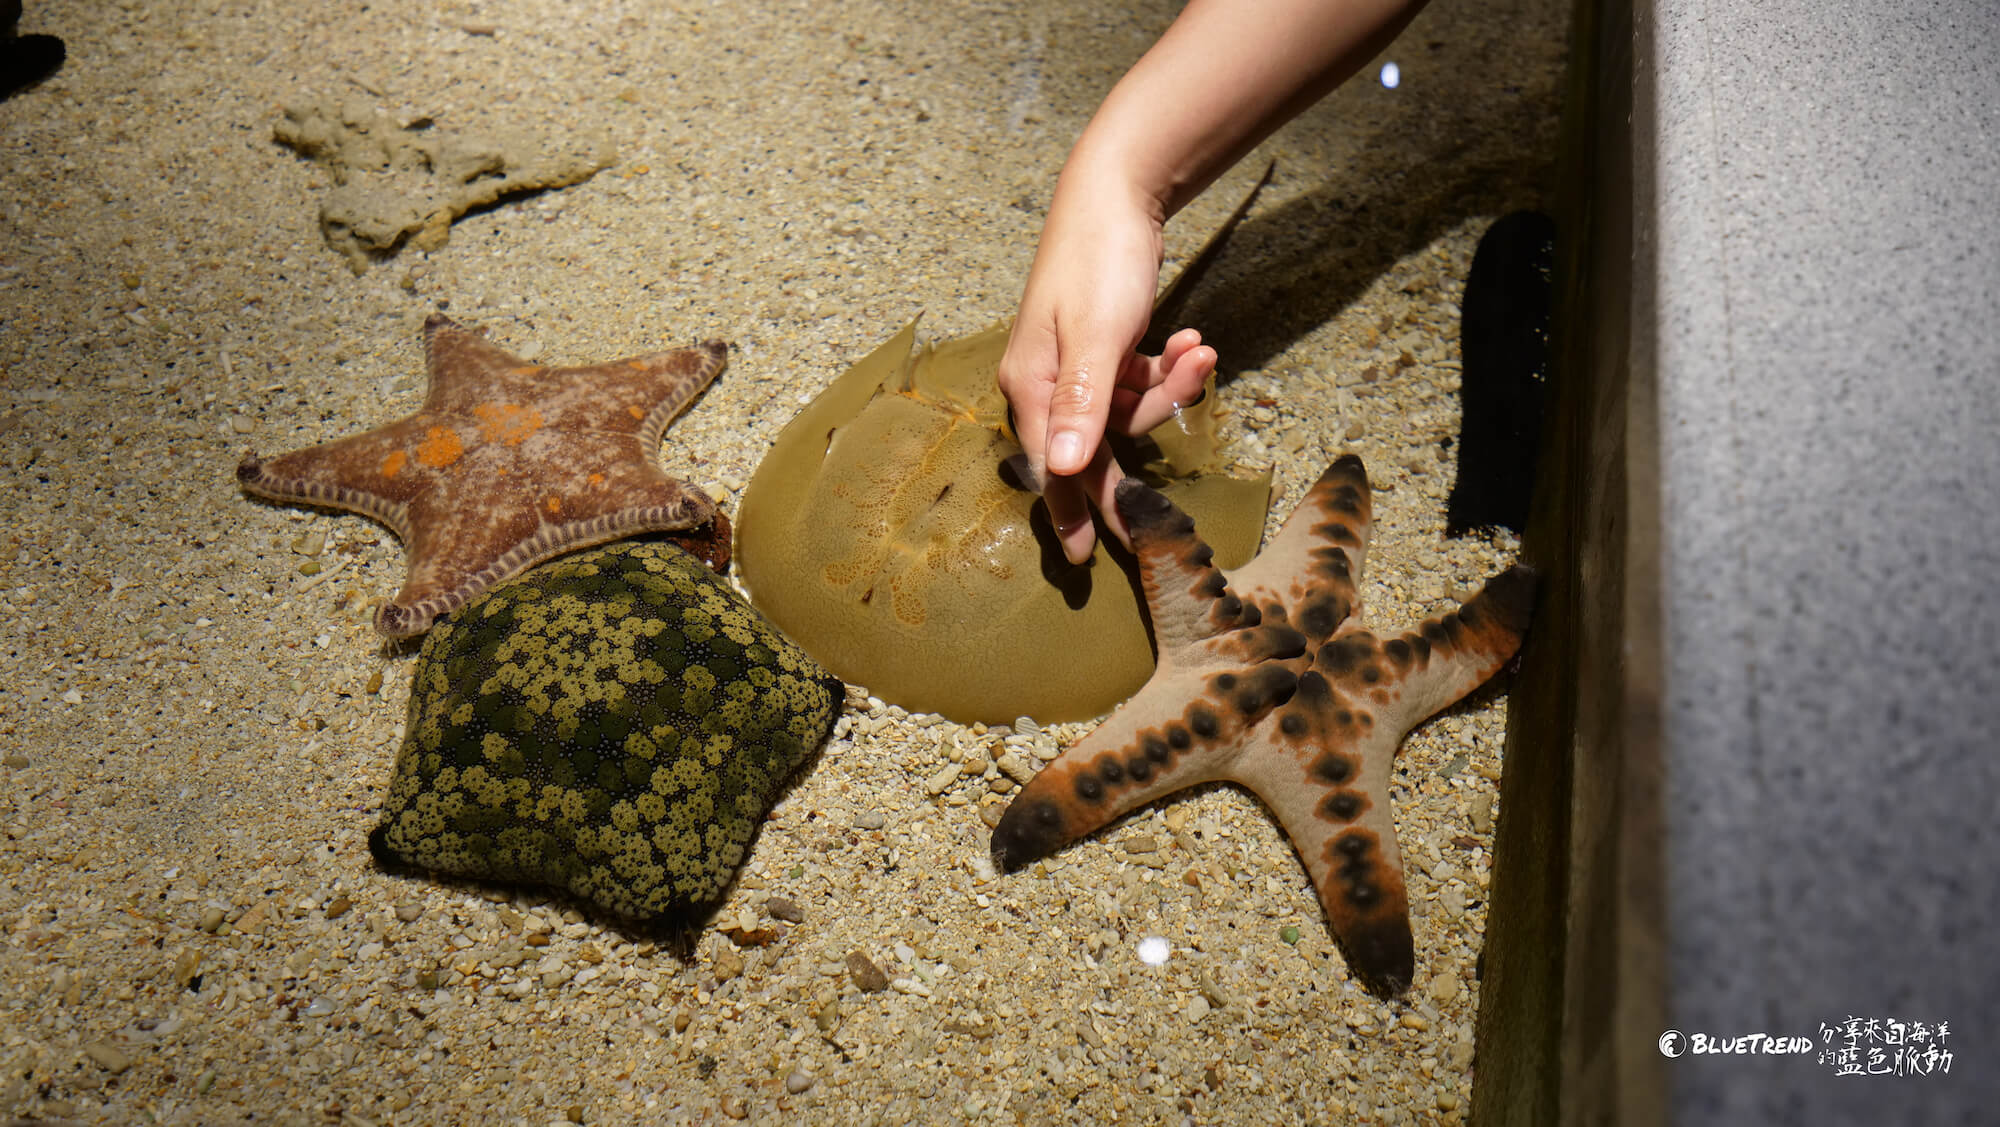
[587,472,606,487]
[506,366,542,377]
[626,404,646,421]
[416,426,464,468]
[472,402,544,446]
[544,495,562,517]
[380,449,408,479]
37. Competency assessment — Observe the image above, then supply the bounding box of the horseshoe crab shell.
[735,316,1271,723]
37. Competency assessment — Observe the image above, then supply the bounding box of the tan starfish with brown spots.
[238,313,728,637]
[991,455,1535,996]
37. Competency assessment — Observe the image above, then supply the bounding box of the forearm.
[1061,0,1430,220]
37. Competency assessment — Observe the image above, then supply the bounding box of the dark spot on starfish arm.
[991,798,1071,871]
[1316,521,1359,545]
[1346,879,1379,907]
[1211,593,1241,621]
[1143,736,1170,763]
[1422,621,1449,647]
[1075,773,1105,802]
[1237,602,1262,626]
[1244,625,1308,662]
[1127,757,1153,782]
[1321,790,1366,821]
[1188,544,1215,569]
[1361,664,1382,684]
[1328,487,1363,516]
[1310,753,1353,784]
[1197,571,1229,598]
[1112,478,1180,532]
[1098,757,1125,785]
[1234,665,1298,715]
[1279,711,1310,738]
[1383,638,1413,667]
[1314,547,1352,579]
[1339,921,1415,999]
[1296,594,1348,640]
[1214,673,1238,692]
[1469,565,1538,633]
[1293,670,1335,713]
[1317,637,1367,675]
[1188,705,1220,740]
[1167,725,1192,750]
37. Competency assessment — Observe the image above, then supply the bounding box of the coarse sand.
[0,0,1564,1122]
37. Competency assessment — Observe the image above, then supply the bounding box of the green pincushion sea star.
[370,540,843,924]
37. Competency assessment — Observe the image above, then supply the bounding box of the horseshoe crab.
[735,316,1271,723]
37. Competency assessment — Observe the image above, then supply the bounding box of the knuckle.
[1046,375,1098,417]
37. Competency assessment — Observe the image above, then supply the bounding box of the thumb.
[1044,334,1123,476]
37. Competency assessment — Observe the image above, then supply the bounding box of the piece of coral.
[273,98,612,272]
[735,316,1272,724]
[370,540,844,926]
[238,314,728,638]
[991,456,1535,996]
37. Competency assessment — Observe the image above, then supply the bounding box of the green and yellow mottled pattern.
[369,541,843,921]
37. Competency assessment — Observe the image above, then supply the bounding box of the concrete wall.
[1478,0,2000,1123]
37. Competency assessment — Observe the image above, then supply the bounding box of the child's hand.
[998,168,1215,565]
[998,0,1429,564]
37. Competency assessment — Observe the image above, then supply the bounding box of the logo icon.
[1659,1030,1686,1058]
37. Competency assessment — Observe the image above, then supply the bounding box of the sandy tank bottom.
[0,0,1564,1123]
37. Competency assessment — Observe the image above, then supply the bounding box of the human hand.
[998,171,1216,564]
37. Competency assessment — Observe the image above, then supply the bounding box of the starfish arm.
[1224,454,1373,641]
[1362,564,1537,732]
[1113,477,1309,661]
[1234,672,1417,995]
[420,314,544,410]
[989,650,1297,872]
[631,341,728,449]
[236,428,425,542]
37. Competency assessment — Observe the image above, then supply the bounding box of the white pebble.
[923,760,961,795]
[1136,936,1171,966]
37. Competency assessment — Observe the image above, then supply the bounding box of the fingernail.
[1048,430,1085,471]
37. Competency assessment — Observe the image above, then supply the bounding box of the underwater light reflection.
[1381,61,1401,89]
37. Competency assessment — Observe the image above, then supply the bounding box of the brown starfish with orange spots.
[238,314,729,637]
[991,455,1535,996]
